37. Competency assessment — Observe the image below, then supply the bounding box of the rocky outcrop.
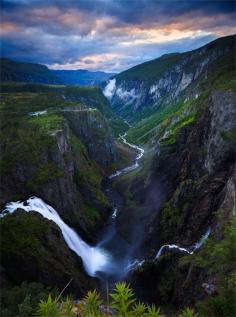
[63,109,117,168]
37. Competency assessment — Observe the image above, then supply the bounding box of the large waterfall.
[2,197,110,277]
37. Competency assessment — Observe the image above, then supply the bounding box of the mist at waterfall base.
[2,195,146,282]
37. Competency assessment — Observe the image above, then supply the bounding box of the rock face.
[158,91,235,243]
[63,109,117,167]
[103,35,235,121]
[0,211,96,296]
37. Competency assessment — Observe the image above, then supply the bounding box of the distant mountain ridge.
[0,58,115,86]
[0,58,62,84]
[52,69,115,86]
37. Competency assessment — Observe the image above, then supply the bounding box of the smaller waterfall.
[2,197,110,277]
[155,227,211,259]
[127,227,211,272]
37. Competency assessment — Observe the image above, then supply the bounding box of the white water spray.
[28,110,47,116]
[2,197,110,277]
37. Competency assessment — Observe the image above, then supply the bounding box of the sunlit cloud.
[0,22,21,35]
[1,0,235,72]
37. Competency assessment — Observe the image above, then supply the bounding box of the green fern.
[36,294,60,317]
[60,296,74,317]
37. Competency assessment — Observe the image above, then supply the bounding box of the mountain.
[0,58,62,84]
[103,34,236,123]
[52,69,115,86]
[0,58,115,86]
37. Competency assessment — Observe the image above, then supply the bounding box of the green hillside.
[115,53,183,83]
[1,82,128,136]
[0,58,61,84]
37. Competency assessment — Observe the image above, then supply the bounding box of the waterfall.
[127,227,211,272]
[155,227,211,259]
[2,197,110,277]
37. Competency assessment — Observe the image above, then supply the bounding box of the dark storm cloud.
[1,0,235,71]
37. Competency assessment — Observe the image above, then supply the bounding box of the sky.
[0,0,235,72]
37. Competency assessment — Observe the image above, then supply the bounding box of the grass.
[116,53,184,83]
[126,99,195,144]
[0,83,128,136]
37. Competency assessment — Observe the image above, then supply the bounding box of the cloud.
[1,0,235,71]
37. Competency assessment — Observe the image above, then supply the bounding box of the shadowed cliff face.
[155,91,236,244]
[63,109,117,168]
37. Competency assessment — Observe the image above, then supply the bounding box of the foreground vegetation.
[1,281,199,317]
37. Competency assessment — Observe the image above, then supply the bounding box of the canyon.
[0,34,235,316]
